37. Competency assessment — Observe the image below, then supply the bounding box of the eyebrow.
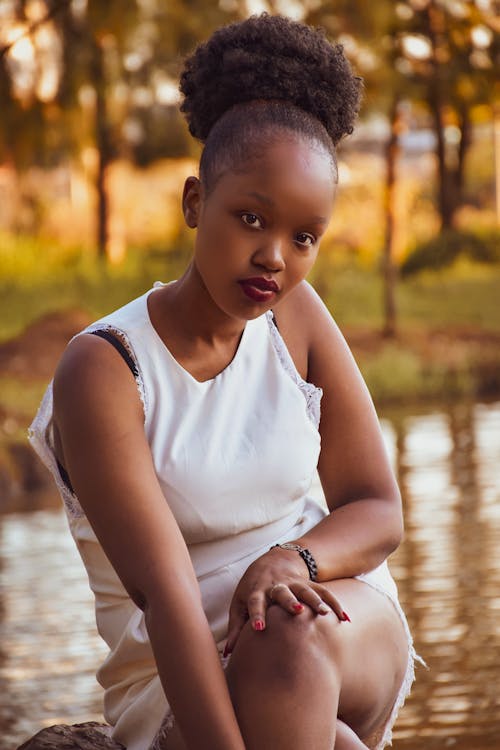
[246,191,274,207]
[245,191,328,224]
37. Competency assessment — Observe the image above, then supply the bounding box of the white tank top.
[29,282,405,750]
[32,282,323,539]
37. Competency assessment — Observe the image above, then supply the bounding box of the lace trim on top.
[265,311,322,429]
[30,314,319,519]
[28,382,84,518]
[28,324,147,519]
[83,323,148,418]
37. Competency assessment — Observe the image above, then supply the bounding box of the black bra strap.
[88,329,139,378]
[57,458,74,494]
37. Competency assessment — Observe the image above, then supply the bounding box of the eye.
[295,232,316,248]
[240,212,263,229]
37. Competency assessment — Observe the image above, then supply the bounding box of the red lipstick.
[238,277,279,303]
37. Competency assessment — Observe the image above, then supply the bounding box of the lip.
[238,277,280,303]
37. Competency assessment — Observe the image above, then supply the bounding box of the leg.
[227,605,339,749]
[335,720,371,749]
[225,578,409,750]
[163,715,369,750]
[162,719,368,750]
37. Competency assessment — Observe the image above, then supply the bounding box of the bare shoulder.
[54,333,141,395]
[53,332,143,424]
[273,280,357,389]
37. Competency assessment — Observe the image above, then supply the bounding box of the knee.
[266,603,338,654]
[229,605,342,689]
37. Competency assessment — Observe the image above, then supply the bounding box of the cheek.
[196,211,236,252]
[294,248,319,277]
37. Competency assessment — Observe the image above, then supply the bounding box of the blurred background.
[0,1,499,748]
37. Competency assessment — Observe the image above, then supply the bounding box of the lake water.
[1,400,500,749]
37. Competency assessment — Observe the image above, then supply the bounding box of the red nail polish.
[223,643,231,657]
[342,611,351,622]
[293,603,304,612]
[254,619,265,631]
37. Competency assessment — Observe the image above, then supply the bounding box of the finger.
[268,583,305,615]
[292,583,349,622]
[246,589,268,632]
[292,583,332,616]
[313,585,351,623]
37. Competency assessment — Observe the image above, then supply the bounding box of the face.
[183,135,336,321]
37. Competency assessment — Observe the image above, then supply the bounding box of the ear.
[182,176,203,228]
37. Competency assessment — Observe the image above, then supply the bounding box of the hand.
[224,547,349,656]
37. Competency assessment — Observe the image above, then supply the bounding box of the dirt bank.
[2,308,500,389]
[1,310,499,510]
[0,308,92,383]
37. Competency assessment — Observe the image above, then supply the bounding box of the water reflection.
[1,400,499,749]
[387,400,500,748]
[0,511,107,749]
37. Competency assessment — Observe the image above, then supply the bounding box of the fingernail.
[253,619,265,631]
[223,643,231,657]
[342,611,351,622]
[293,603,304,613]
[318,603,331,614]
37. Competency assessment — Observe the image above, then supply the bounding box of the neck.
[158,262,246,345]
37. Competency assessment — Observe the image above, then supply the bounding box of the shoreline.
[1,309,499,509]
[1,308,499,419]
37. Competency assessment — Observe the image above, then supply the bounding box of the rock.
[16,722,125,750]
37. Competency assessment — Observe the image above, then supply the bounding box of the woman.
[30,14,419,750]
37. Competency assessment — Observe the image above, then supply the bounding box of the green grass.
[398,262,500,331]
[309,255,500,331]
[1,234,499,410]
[0,234,191,341]
[358,344,477,405]
[2,234,499,342]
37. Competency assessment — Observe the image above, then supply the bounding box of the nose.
[252,237,286,272]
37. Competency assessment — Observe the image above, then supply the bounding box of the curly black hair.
[179,14,362,188]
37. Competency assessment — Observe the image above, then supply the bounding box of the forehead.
[210,136,336,213]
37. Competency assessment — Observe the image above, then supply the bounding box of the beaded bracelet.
[271,542,318,581]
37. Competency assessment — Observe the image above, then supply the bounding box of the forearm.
[291,497,404,581]
[145,586,245,750]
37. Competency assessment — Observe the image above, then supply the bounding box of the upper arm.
[53,334,199,610]
[276,282,401,514]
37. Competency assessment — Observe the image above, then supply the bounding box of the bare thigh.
[163,578,409,749]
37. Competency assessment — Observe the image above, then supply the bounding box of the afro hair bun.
[179,13,362,146]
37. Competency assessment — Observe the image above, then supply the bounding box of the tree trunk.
[430,93,455,229]
[455,101,471,212]
[426,2,456,230]
[381,98,401,339]
[89,37,111,260]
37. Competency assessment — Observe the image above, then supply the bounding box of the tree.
[304,0,499,334]
[304,0,406,336]
[1,0,242,259]
[394,0,499,229]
